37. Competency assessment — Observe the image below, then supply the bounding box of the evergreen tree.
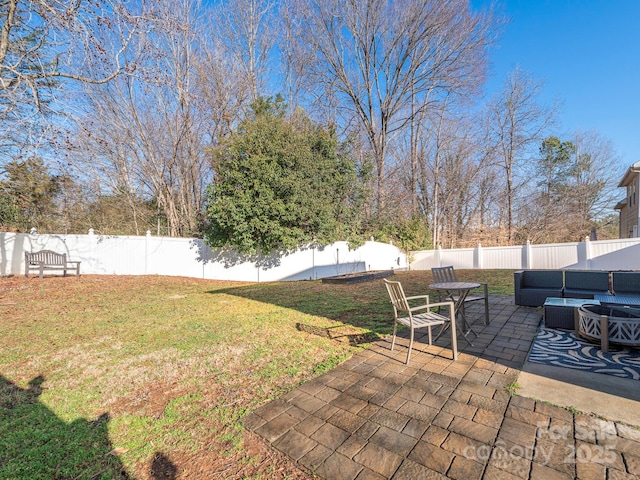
[204,97,367,254]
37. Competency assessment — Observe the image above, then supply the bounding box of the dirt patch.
[157,431,313,479]
[296,322,381,346]
[107,381,188,419]
[102,380,313,479]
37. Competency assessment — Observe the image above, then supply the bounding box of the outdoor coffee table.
[543,297,600,330]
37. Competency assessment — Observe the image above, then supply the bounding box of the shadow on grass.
[211,275,398,340]
[0,375,129,479]
[210,271,514,352]
[295,323,382,346]
[150,452,178,479]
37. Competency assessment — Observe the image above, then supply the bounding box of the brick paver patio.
[243,295,640,479]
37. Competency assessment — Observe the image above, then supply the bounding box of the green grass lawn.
[0,270,515,478]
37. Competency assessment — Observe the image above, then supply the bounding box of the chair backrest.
[432,266,458,284]
[383,279,410,314]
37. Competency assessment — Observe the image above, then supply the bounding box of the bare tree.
[68,0,233,236]
[193,34,254,144]
[0,0,152,204]
[567,130,622,237]
[413,110,493,248]
[213,0,278,102]
[0,1,142,129]
[283,0,498,209]
[486,66,557,243]
[518,130,621,243]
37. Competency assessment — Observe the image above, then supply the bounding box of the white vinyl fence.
[410,237,640,271]
[0,231,406,282]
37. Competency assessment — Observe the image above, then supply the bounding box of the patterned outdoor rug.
[527,326,640,380]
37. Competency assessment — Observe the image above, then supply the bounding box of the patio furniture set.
[383,266,489,364]
[514,269,640,352]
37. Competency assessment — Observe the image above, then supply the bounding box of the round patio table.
[429,282,481,345]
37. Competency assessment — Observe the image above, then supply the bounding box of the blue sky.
[474,0,640,167]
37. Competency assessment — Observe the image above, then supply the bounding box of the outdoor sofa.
[514,269,640,307]
[516,270,640,350]
[513,270,640,307]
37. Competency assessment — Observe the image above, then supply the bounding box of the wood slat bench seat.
[25,250,81,279]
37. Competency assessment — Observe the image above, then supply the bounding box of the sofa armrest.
[514,271,524,306]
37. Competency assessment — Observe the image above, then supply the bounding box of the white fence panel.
[0,232,407,282]
[200,248,266,282]
[0,233,20,275]
[410,237,640,271]
[265,247,318,282]
[147,236,204,278]
[440,248,475,269]
[93,235,147,274]
[588,238,640,271]
[410,250,437,270]
[481,246,523,269]
[531,243,580,269]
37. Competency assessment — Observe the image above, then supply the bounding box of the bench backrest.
[25,250,67,265]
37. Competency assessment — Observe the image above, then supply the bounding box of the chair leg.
[483,297,489,325]
[427,326,432,345]
[483,284,490,325]
[434,321,449,341]
[406,328,414,364]
[436,293,445,313]
[391,322,398,351]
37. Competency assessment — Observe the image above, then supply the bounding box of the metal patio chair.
[383,279,457,364]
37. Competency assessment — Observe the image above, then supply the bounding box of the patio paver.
[244,295,640,479]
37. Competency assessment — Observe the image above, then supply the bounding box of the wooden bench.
[25,250,81,278]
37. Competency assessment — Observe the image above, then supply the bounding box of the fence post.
[585,236,592,270]
[525,240,533,269]
[474,243,483,269]
[88,229,96,274]
[576,236,590,269]
[145,230,151,274]
[436,245,442,267]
